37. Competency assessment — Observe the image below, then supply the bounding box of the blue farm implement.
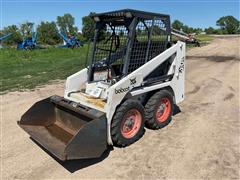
[0,33,12,48]
[17,25,37,50]
[58,32,82,48]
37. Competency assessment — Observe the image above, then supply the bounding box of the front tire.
[145,90,174,129]
[111,99,145,147]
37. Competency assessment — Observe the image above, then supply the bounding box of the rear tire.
[111,99,145,147]
[145,90,173,129]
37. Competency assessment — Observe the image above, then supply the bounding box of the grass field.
[172,34,214,42]
[0,47,89,93]
[196,34,215,42]
[0,35,214,93]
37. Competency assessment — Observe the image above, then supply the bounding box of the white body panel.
[64,68,88,97]
[64,41,185,145]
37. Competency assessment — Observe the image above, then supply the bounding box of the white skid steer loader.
[18,9,185,161]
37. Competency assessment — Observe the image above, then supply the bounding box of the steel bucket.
[18,95,107,161]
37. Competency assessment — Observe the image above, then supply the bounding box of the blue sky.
[1,0,239,30]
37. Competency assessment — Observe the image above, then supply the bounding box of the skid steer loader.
[18,9,185,161]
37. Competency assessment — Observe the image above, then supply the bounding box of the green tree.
[205,27,216,34]
[172,20,184,30]
[56,13,78,35]
[152,25,162,34]
[1,25,22,45]
[193,28,203,34]
[37,21,61,45]
[82,12,96,41]
[77,32,85,42]
[172,20,204,34]
[20,22,34,38]
[119,30,124,37]
[216,16,240,34]
[182,25,191,34]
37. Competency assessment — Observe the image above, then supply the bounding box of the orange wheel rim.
[121,109,142,139]
[156,97,171,123]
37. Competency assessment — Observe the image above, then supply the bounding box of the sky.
[1,0,239,30]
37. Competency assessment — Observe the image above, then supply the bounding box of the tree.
[193,28,203,34]
[77,32,85,42]
[182,25,191,34]
[1,25,22,45]
[152,25,162,34]
[119,30,124,37]
[205,27,216,34]
[37,21,61,45]
[56,13,78,35]
[20,21,34,38]
[82,12,96,41]
[172,20,184,30]
[216,16,240,34]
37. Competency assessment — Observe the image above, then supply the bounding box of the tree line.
[172,16,240,35]
[1,13,239,46]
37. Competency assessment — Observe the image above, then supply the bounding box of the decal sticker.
[115,77,136,94]
[115,87,130,94]
[178,57,185,73]
[130,77,136,85]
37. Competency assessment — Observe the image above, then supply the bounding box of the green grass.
[172,34,214,50]
[0,35,215,93]
[0,46,89,93]
[172,34,214,42]
[195,34,214,42]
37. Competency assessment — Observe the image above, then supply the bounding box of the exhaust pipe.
[18,95,107,161]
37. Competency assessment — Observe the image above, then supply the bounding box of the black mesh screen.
[128,20,152,73]
[89,16,170,79]
[128,18,168,73]
[93,23,128,68]
[148,19,168,60]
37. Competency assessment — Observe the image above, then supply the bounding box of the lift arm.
[58,32,72,45]
[0,33,12,41]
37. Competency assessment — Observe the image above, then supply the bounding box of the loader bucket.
[18,95,107,161]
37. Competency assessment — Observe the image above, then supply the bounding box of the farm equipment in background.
[0,33,12,48]
[171,28,200,47]
[17,25,37,50]
[58,32,82,48]
[18,9,185,161]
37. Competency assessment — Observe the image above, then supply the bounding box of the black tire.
[111,99,145,147]
[145,90,174,129]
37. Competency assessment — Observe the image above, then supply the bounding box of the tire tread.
[111,99,145,147]
[145,90,173,130]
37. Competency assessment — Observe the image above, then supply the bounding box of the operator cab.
[86,9,172,85]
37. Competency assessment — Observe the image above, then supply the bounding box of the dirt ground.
[1,36,239,179]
